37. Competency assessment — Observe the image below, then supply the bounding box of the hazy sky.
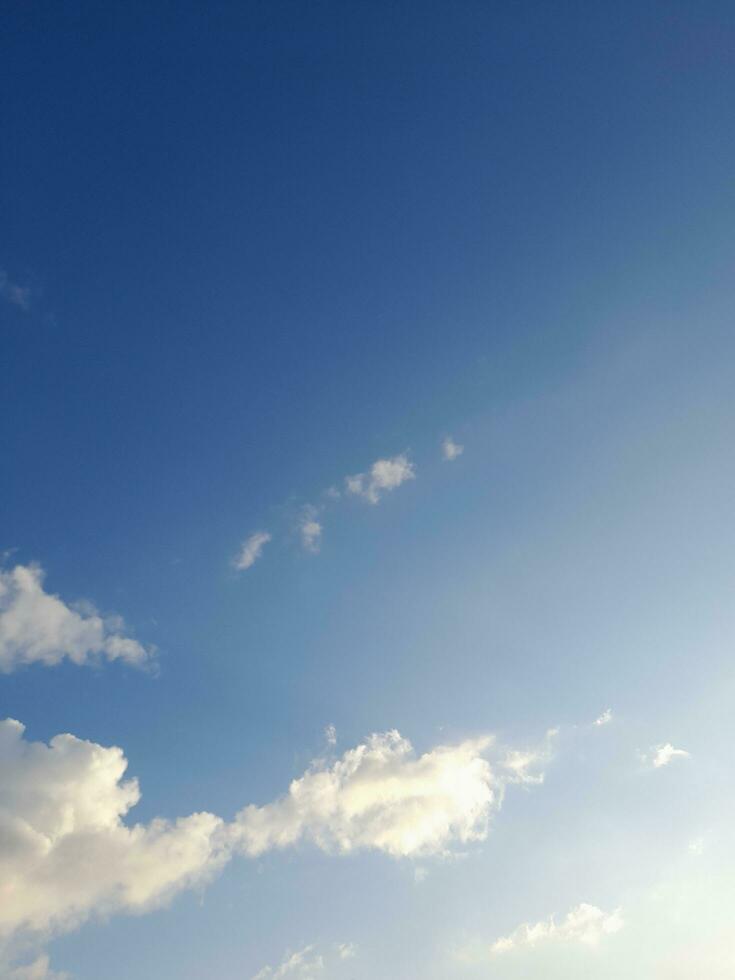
[2,4,735,978]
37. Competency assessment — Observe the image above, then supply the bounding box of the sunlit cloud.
[646,743,691,768]
[594,708,613,726]
[0,718,546,964]
[490,903,623,954]
[0,564,152,672]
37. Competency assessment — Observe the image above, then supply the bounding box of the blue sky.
[2,3,735,978]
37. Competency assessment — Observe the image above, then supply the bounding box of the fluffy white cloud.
[0,565,151,673]
[324,724,337,747]
[441,437,463,461]
[252,942,355,980]
[491,904,623,953]
[1,719,544,963]
[233,730,543,859]
[594,708,613,726]
[0,718,229,950]
[649,743,691,768]
[345,454,415,504]
[233,532,271,571]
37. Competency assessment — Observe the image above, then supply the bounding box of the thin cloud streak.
[490,903,624,954]
[233,532,272,571]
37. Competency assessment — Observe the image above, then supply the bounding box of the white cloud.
[299,508,322,554]
[324,725,337,747]
[233,730,545,859]
[0,564,152,673]
[441,437,463,461]
[491,903,624,954]
[252,945,323,980]
[252,942,355,980]
[345,454,415,504]
[648,743,691,768]
[500,747,546,785]
[0,270,31,311]
[594,708,613,726]
[0,718,229,952]
[1,719,544,961]
[233,532,271,571]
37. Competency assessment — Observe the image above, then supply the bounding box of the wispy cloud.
[490,903,623,954]
[6,955,69,979]
[645,743,691,768]
[594,708,613,726]
[252,942,356,980]
[345,453,415,504]
[0,269,31,312]
[233,531,271,571]
[299,508,322,553]
[441,436,463,461]
[0,564,152,672]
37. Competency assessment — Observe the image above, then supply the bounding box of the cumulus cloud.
[0,565,152,673]
[233,730,544,859]
[0,718,229,952]
[0,719,543,980]
[648,743,691,768]
[233,532,271,571]
[252,942,355,980]
[491,903,623,953]
[1,719,545,964]
[345,454,415,504]
[594,708,613,726]
[441,437,463,461]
